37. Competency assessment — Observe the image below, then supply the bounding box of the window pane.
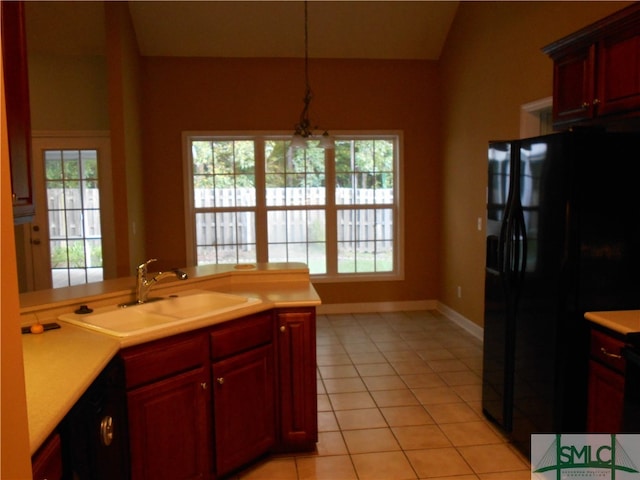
[192,140,256,209]
[337,208,393,273]
[266,143,325,206]
[335,139,394,205]
[195,211,256,265]
[267,209,326,274]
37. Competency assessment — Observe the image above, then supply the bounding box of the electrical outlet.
[457,286,462,298]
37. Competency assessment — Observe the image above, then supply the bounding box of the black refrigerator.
[482,129,640,456]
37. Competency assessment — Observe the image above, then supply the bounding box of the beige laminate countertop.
[20,263,320,455]
[584,310,640,335]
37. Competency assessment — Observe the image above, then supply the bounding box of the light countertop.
[584,310,640,335]
[21,263,320,454]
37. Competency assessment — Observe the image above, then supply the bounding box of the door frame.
[26,130,116,290]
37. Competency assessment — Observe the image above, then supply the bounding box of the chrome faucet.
[135,258,188,304]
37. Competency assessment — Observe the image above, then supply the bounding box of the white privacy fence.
[194,188,394,248]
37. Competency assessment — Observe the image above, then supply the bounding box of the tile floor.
[233,310,531,479]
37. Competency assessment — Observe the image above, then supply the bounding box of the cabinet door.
[1,0,34,221]
[31,433,63,480]
[212,344,275,477]
[127,367,211,480]
[587,359,624,433]
[597,29,640,117]
[276,308,317,451]
[552,45,596,125]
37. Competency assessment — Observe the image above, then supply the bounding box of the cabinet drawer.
[590,328,626,373]
[121,332,208,389]
[210,312,273,360]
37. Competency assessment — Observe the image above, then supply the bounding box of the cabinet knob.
[581,101,591,109]
[280,325,286,333]
[593,98,600,105]
[200,382,208,390]
[216,377,225,385]
[100,416,114,446]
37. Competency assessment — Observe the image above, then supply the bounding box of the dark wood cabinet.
[212,345,275,477]
[117,307,316,478]
[210,312,275,477]
[120,332,212,480]
[596,27,640,117]
[587,328,626,432]
[275,308,317,451]
[543,3,640,128]
[1,0,35,222]
[31,432,63,480]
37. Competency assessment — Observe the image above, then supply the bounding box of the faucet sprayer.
[134,258,188,304]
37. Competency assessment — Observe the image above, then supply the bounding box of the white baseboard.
[436,302,484,341]
[316,300,484,342]
[317,300,437,315]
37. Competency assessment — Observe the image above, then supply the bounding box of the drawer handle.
[280,325,286,333]
[600,347,622,360]
[100,416,114,446]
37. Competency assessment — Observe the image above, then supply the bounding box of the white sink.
[59,290,261,337]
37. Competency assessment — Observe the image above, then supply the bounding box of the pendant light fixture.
[291,1,334,150]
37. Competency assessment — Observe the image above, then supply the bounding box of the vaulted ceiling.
[25,1,460,60]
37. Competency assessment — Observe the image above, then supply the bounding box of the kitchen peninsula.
[20,262,320,479]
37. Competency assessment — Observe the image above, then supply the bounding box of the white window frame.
[182,131,404,282]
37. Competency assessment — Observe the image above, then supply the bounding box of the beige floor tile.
[356,362,397,377]
[351,451,417,480]
[343,427,401,454]
[237,456,298,479]
[335,408,388,430]
[370,388,420,407]
[391,424,452,450]
[317,394,332,412]
[380,405,434,426]
[390,360,433,375]
[439,370,482,386]
[452,384,482,403]
[439,421,504,446]
[317,411,339,432]
[383,350,423,362]
[375,341,412,352]
[349,351,389,364]
[478,471,531,479]
[416,348,456,361]
[412,386,464,405]
[329,391,376,410]
[316,344,347,356]
[296,455,358,480]
[426,402,481,423]
[458,444,529,473]
[406,447,474,478]
[402,373,447,389]
[427,476,479,480]
[323,377,367,393]
[316,431,348,456]
[316,353,352,366]
[318,364,359,379]
[363,375,408,391]
[343,341,379,353]
[427,359,470,372]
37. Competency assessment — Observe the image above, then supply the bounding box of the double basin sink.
[59,289,261,337]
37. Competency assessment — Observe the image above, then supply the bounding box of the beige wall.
[438,1,631,327]
[140,57,443,305]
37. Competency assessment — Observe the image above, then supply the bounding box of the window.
[184,133,402,281]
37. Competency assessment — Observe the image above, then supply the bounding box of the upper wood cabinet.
[1,0,34,222]
[543,3,640,128]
